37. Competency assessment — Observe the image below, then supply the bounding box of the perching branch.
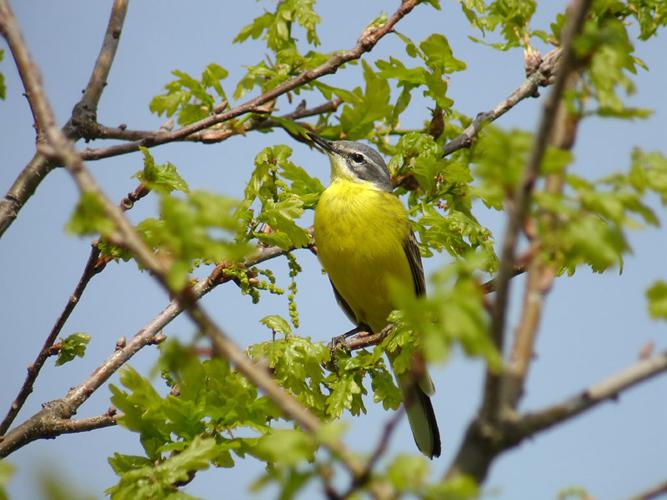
[0,0,128,239]
[629,480,667,500]
[481,0,591,426]
[75,0,420,162]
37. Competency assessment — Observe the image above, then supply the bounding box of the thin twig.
[481,0,591,425]
[90,99,340,145]
[0,0,128,239]
[77,0,420,162]
[442,48,562,157]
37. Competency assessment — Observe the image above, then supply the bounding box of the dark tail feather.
[405,384,441,458]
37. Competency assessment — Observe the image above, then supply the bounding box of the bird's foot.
[326,325,367,372]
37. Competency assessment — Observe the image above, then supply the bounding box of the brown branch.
[445,349,667,483]
[499,73,581,412]
[630,480,667,500]
[90,98,340,145]
[0,244,289,456]
[0,184,149,436]
[0,0,128,239]
[516,350,667,438]
[77,0,420,162]
[442,48,561,157]
[480,0,591,426]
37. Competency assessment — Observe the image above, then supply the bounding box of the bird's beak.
[307,132,335,154]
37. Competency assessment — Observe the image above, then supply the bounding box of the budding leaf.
[55,333,91,366]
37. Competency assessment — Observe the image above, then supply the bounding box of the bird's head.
[308,134,393,192]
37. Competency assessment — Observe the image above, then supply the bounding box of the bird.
[309,134,441,458]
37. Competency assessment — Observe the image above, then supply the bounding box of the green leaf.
[135,147,189,194]
[646,281,667,321]
[386,454,429,492]
[419,34,466,74]
[260,314,292,335]
[426,475,479,500]
[106,436,218,500]
[0,460,14,500]
[253,429,315,466]
[55,332,91,366]
[66,192,115,237]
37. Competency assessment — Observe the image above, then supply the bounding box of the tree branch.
[442,48,562,157]
[76,0,420,162]
[516,350,667,438]
[481,0,591,426]
[88,98,340,146]
[0,184,149,436]
[499,72,582,412]
[0,244,289,456]
[629,480,667,500]
[0,0,128,239]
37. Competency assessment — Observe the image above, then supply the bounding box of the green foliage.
[0,50,6,100]
[150,63,229,125]
[646,281,667,321]
[66,192,115,237]
[375,32,465,120]
[239,145,320,250]
[55,332,91,366]
[260,314,293,335]
[388,254,501,371]
[232,0,326,99]
[106,435,218,500]
[0,460,13,500]
[390,132,496,268]
[134,147,190,194]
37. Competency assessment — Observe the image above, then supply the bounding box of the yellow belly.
[314,179,414,333]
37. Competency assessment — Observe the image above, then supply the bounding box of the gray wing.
[403,231,426,297]
[329,279,371,329]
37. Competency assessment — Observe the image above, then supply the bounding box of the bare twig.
[516,350,667,438]
[442,49,561,157]
[481,0,591,425]
[0,184,149,436]
[0,0,128,239]
[77,0,420,162]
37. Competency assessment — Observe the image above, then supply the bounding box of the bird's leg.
[327,325,369,372]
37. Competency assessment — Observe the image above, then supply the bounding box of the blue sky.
[1,1,666,498]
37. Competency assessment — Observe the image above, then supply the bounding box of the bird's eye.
[350,153,364,163]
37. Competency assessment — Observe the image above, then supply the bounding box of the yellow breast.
[314,179,414,333]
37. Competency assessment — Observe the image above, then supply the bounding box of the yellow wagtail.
[310,134,441,458]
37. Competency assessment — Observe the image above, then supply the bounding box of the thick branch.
[442,48,562,157]
[481,0,591,425]
[630,480,667,500]
[77,0,419,161]
[0,0,128,239]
